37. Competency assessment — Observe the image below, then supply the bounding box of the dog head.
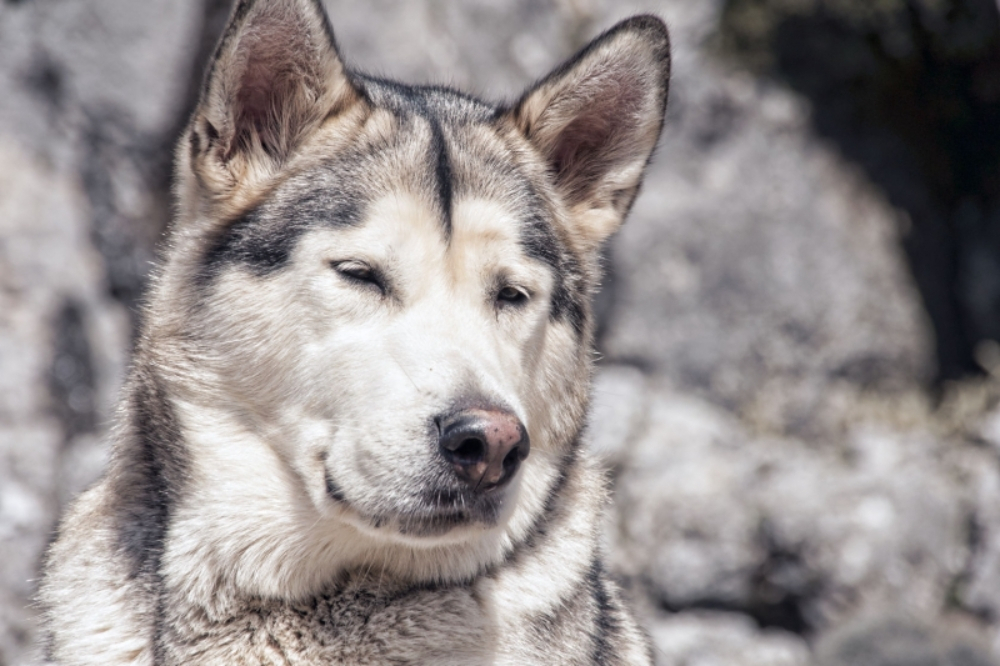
[152,0,668,586]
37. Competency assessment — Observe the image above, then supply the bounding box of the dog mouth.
[325,471,349,503]
[325,470,508,538]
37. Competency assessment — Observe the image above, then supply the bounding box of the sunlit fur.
[40,0,669,663]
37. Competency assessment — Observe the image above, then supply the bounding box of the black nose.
[437,408,530,491]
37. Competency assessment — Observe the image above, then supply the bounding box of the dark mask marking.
[198,178,364,284]
[325,470,347,503]
[588,558,622,664]
[113,366,188,581]
[521,212,586,337]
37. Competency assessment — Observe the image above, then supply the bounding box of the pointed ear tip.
[304,0,341,47]
[617,14,669,35]
[603,15,671,67]
[226,0,338,41]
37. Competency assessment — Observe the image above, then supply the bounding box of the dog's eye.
[333,261,384,292]
[496,285,529,306]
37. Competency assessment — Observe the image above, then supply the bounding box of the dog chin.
[332,486,513,547]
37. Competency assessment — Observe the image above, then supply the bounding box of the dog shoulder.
[39,481,155,665]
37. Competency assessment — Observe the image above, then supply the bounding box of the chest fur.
[153,570,601,666]
[157,582,492,665]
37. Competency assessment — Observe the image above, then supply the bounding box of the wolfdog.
[40,0,669,663]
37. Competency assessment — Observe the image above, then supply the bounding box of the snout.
[437,408,530,491]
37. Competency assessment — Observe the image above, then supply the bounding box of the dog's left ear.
[506,16,670,249]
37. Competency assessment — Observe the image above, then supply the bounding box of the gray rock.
[615,387,763,607]
[953,413,1000,632]
[815,616,998,666]
[327,0,592,99]
[615,385,981,633]
[0,140,128,666]
[585,364,649,466]
[717,0,1000,380]
[0,0,201,662]
[648,610,811,666]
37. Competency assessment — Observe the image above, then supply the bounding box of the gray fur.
[39,1,669,663]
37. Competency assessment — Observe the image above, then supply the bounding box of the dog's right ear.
[188,0,362,199]
[504,16,669,251]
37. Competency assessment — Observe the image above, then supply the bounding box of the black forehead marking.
[198,171,364,285]
[428,117,454,238]
[356,76,482,239]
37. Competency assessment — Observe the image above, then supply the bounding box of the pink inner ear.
[551,105,613,177]
[548,73,645,202]
[234,56,296,157]
[227,10,324,160]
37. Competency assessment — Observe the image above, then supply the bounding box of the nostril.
[450,437,485,465]
[502,446,520,473]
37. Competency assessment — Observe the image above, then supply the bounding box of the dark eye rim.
[496,284,530,307]
[331,260,385,292]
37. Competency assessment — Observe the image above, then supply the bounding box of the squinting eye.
[332,261,383,291]
[497,285,528,306]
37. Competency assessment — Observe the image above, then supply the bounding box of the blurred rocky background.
[1,0,999,664]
